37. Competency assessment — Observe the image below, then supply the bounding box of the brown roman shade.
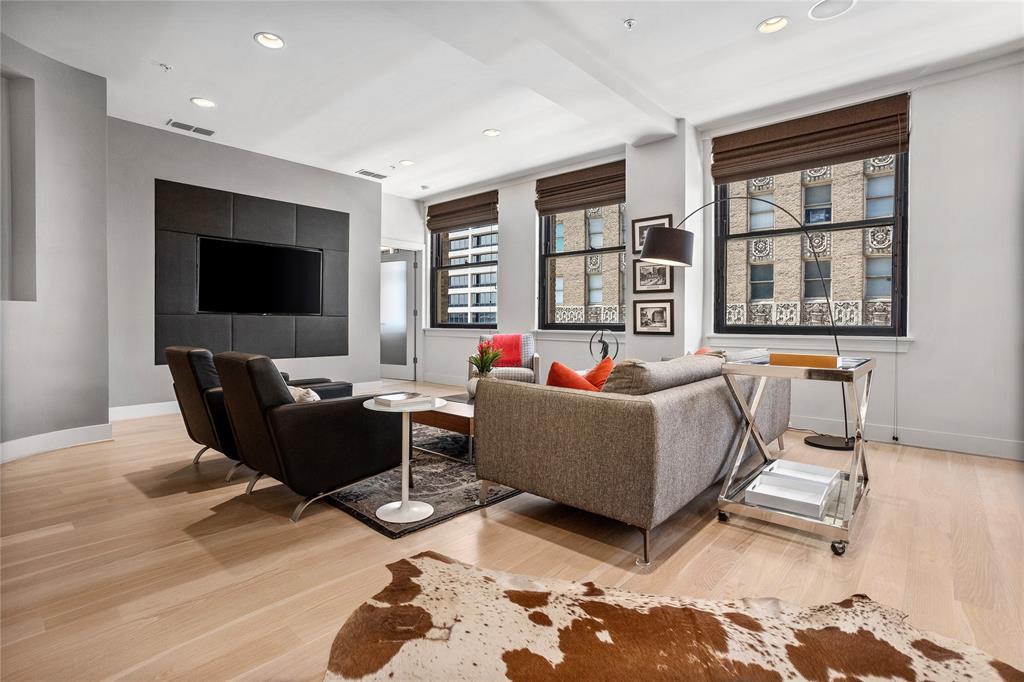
[711,94,909,184]
[535,160,626,215]
[426,190,499,232]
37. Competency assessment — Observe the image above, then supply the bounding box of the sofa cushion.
[480,333,535,368]
[547,362,599,391]
[583,356,614,390]
[602,355,724,395]
[287,385,321,403]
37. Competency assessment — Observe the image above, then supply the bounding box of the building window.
[750,264,773,300]
[431,223,498,328]
[803,260,831,299]
[804,184,832,224]
[865,256,892,298]
[472,272,496,287]
[865,175,895,218]
[472,312,496,324]
[540,203,625,330]
[749,194,774,231]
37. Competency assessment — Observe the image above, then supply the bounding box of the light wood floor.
[2,380,1022,680]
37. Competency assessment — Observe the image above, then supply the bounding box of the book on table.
[374,392,434,408]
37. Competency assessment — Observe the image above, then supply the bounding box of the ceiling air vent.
[355,169,388,180]
[165,119,216,137]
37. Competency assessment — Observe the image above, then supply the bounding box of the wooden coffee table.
[412,400,475,461]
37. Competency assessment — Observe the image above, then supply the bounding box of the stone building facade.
[724,155,896,327]
[544,203,625,326]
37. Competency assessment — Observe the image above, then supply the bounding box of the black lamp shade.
[639,227,694,267]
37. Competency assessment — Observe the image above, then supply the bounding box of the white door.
[380,250,417,380]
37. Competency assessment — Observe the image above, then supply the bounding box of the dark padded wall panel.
[156,180,231,236]
[297,205,349,251]
[232,194,296,244]
[155,230,197,314]
[154,179,348,364]
[155,314,231,364]
[322,250,349,317]
[232,315,295,358]
[296,316,348,358]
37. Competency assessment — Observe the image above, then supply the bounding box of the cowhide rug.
[325,552,1022,682]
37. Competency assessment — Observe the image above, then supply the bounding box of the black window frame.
[430,225,499,330]
[713,152,908,336]
[538,203,626,332]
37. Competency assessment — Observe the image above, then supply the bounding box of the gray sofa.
[473,355,790,565]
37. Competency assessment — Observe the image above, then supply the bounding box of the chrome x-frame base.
[718,360,874,553]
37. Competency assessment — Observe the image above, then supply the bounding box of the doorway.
[380,249,418,380]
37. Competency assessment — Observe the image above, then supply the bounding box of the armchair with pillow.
[468,333,540,384]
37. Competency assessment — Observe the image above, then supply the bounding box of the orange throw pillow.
[546,361,600,392]
[583,356,614,391]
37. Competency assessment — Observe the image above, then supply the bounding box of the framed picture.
[633,259,674,293]
[632,214,672,254]
[633,299,674,335]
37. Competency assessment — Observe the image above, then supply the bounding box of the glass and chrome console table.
[718,356,874,556]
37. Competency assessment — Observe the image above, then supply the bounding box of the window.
[803,260,831,299]
[472,272,496,287]
[749,194,774,231]
[471,253,497,263]
[449,238,469,250]
[473,233,498,248]
[750,264,773,300]
[472,291,496,306]
[449,257,468,265]
[804,184,832,224]
[587,216,605,248]
[540,203,625,330]
[587,274,603,304]
[865,175,895,218]
[448,274,469,288]
[865,256,892,298]
[472,312,496,324]
[447,313,468,324]
[448,293,468,307]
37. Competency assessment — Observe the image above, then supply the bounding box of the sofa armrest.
[475,379,658,528]
[267,397,401,497]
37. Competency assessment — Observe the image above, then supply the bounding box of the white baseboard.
[791,414,1023,462]
[109,401,180,421]
[1,423,114,463]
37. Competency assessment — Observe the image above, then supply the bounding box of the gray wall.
[107,118,383,408]
[0,36,109,442]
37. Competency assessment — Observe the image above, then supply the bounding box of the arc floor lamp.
[639,195,854,451]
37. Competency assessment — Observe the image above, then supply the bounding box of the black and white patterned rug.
[326,424,518,538]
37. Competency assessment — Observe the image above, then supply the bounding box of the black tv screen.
[197,237,323,315]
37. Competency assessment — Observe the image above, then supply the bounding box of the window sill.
[424,328,491,339]
[533,329,628,344]
[706,333,914,354]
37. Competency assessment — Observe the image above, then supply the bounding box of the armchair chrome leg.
[245,472,264,495]
[635,528,651,567]
[477,480,493,506]
[225,461,244,483]
[192,446,209,467]
[777,434,785,451]
[291,488,343,522]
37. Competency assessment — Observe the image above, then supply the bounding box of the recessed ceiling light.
[808,0,856,21]
[254,32,285,49]
[482,128,502,137]
[756,16,789,34]
[399,159,415,166]
[190,97,216,108]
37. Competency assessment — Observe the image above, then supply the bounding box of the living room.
[1,1,1022,680]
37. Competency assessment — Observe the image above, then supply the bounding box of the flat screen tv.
[197,237,323,315]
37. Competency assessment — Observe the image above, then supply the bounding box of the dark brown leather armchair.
[165,346,355,482]
[213,352,402,521]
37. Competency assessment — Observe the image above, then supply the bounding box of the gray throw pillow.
[602,355,725,395]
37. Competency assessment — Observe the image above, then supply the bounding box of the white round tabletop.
[362,397,447,413]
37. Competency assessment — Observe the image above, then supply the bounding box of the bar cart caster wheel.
[831,541,847,556]
[717,510,730,523]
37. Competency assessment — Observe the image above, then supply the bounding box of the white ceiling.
[3,1,1021,199]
